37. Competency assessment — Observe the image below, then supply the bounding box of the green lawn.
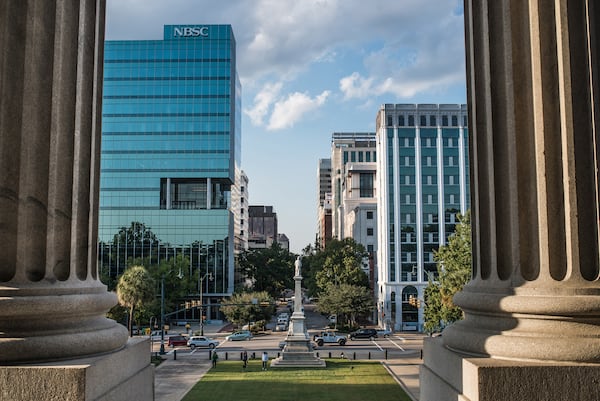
[182,359,412,401]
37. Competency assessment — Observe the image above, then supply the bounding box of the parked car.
[376,329,393,338]
[187,336,219,349]
[226,330,253,341]
[313,330,347,346]
[348,328,378,340]
[167,335,188,347]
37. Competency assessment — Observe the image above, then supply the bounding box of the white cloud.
[267,90,331,130]
[244,82,283,126]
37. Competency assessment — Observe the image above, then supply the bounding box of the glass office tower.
[98,25,240,307]
[376,104,469,332]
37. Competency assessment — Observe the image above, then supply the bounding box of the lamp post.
[159,268,183,355]
[199,272,213,335]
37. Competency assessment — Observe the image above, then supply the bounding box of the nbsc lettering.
[174,27,208,37]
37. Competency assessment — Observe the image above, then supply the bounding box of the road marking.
[386,338,405,351]
[372,340,384,351]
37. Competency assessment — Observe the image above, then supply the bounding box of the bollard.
[252,352,256,359]
[316,352,319,358]
[353,352,356,360]
[225,352,228,360]
[385,349,388,360]
[174,349,177,360]
[328,352,331,358]
[368,351,371,359]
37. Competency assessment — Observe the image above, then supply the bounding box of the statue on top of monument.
[295,256,302,277]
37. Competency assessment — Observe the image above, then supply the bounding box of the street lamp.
[159,268,183,355]
[199,272,213,335]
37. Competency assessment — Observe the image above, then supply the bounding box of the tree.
[317,284,374,329]
[424,211,472,332]
[113,221,158,245]
[220,291,275,329]
[237,243,295,297]
[314,238,369,292]
[116,265,156,336]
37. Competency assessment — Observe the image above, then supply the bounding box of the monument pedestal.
[271,268,325,368]
[0,338,154,401]
[421,337,600,401]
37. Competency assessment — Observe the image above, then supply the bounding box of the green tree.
[220,291,275,328]
[238,243,295,297]
[113,221,158,245]
[116,265,156,336]
[424,211,472,332]
[314,238,369,292]
[317,284,374,329]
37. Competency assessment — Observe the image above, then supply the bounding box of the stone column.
[422,2,600,400]
[0,0,128,364]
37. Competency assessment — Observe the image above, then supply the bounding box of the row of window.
[387,114,468,127]
[343,150,376,164]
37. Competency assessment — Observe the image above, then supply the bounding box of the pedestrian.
[211,351,219,368]
[242,350,248,369]
[261,351,268,370]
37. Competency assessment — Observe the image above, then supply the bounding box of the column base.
[0,337,154,401]
[421,336,600,401]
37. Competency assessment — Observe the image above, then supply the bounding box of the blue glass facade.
[98,25,240,298]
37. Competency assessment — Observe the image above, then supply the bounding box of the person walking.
[211,350,219,368]
[261,351,269,370]
[242,350,248,370]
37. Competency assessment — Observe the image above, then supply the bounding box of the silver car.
[187,336,219,349]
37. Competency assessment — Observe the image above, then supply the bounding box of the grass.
[182,359,412,401]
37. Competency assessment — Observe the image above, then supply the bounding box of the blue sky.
[105,0,467,254]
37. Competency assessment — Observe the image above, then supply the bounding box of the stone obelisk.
[271,256,325,367]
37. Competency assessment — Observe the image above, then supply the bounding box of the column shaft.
[443,0,600,362]
[0,0,127,364]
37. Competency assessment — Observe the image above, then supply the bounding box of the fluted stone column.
[0,0,128,364]
[422,2,600,400]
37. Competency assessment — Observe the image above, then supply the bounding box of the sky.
[104,0,468,254]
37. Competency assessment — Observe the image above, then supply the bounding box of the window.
[442,115,448,126]
[399,115,405,126]
[365,152,371,162]
[430,115,436,126]
[359,173,374,197]
[358,152,364,162]
[367,211,374,219]
[408,115,415,126]
[452,115,458,126]
[367,228,374,236]
[343,151,348,164]
[387,115,393,126]
[160,178,207,210]
[367,245,374,252]
[351,151,356,162]
[420,115,427,126]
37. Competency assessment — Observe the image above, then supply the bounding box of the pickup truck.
[313,330,347,346]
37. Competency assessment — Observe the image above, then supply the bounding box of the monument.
[271,256,326,368]
[0,1,153,399]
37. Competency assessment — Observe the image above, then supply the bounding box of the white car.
[376,329,393,338]
[187,336,219,349]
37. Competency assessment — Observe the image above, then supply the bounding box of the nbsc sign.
[173,26,208,38]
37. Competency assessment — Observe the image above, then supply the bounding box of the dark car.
[348,328,378,340]
[168,335,188,347]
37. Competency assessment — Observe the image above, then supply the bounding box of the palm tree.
[117,265,155,336]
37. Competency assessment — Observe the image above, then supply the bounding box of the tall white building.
[376,104,469,331]
[330,133,378,289]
